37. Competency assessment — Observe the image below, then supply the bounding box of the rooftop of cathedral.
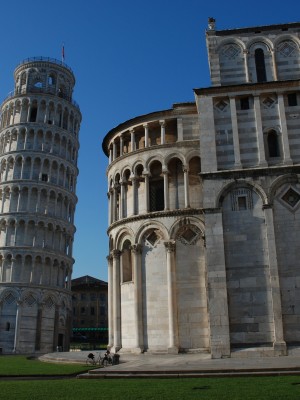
[208,20,300,36]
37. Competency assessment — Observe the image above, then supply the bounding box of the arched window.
[255,48,267,82]
[149,161,164,212]
[267,130,280,158]
[121,240,132,282]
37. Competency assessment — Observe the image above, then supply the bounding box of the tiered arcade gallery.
[0,57,81,354]
[103,20,300,358]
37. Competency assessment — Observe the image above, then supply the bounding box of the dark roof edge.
[210,21,300,36]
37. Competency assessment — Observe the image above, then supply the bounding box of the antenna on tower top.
[62,43,65,63]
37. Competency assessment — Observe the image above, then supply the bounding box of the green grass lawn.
[1,376,300,400]
[0,355,90,376]
[1,356,300,399]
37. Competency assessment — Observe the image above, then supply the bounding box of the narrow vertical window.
[267,130,280,157]
[240,97,250,110]
[238,196,247,210]
[255,48,267,82]
[288,93,297,107]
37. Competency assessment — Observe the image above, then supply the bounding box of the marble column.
[13,300,22,353]
[204,208,230,358]
[111,250,121,352]
[163,169,169,210]
[131,176,137,215]
[119,180,125,219]
[113,141,117,161]
[160,120,166,144]
[143,171,149,212]
[131,244,143,353]
[243,50,250,83]
[164,240,178,353]
[263,204,287,355]
[143,124,149,147]
[254,96,268,167]
[229,97,242,168]
[130,129,135,152]
[120,135,124,156]
[183,167,190,208]
[277,94,292,164]
[107,255,114,348]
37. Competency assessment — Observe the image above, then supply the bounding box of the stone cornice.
[200,164,300,180]
[107,208,204,234]
[194,79,300,96]
[106,140,200,174]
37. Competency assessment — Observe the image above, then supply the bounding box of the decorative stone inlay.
[215,99,229,112]
[221,44,241,59]
[24,294,36,307]
[145,230,161,247]
[176,225,202,245]
[278,41,297,57]
[262,96,276,108]
[4,292,16,305]
[231,189,253,211]
[281,187,300,208]
[45,296,54,309]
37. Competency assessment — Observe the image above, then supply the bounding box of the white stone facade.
[0,58,81,353]
[103,20,300,358]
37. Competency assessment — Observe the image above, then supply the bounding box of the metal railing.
[16,56,74,74]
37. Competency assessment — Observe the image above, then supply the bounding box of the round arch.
[216,180,268,208]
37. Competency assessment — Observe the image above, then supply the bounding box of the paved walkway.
[39,347,300,378]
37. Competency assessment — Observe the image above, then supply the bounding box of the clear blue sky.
[0,0,298,281]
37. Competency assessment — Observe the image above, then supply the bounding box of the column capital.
[143,123,148,128]
[106,254,113,262]
[159,120,166,127]
[130,128,135,134]
[130,174,138,182]
[130,244,142,254]
[111,249,121,259]
[182,166,189,173]
[164,240,176,253]
[162,167,169,175]
[263,203,273,210]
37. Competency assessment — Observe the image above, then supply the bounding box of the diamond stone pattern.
[262,97,275,108]
[278,41,297,57]
[5,293,16,305]
[282,188,300,208]
[177,226,201,246]
[25,294,36,307]
[222,44,240,59]
[45,297,54,309]
[215,100,228,112]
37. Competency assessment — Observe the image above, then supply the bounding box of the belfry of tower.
[0,57,81,353]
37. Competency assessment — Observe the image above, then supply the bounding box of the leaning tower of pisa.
[0,57,81,353]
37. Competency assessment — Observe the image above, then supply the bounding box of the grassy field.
[0,356,300,399]
[1,376,300,400]
[0,355,91,376]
